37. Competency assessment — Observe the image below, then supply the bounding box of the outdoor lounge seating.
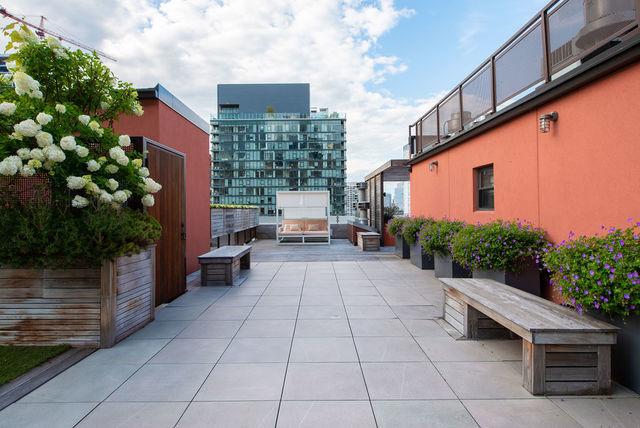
[276,191,331,244]
[440,278,618,396]
[198,245,251,286]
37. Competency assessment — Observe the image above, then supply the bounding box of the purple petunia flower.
[589,270,595,276]
[624,294,630,300]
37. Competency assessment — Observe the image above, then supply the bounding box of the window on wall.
[475,165,494,210]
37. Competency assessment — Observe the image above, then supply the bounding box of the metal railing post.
[436,106,441,144]
[458,85,464,131]
[541,10,552,83]
[490,56,497,113]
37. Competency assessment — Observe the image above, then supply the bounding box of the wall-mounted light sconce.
[429,160,439,172]
[539,111,558,133]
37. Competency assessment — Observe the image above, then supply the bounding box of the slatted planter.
[394,234,410,259]
[211,208,259,242]
[0,246,155,348]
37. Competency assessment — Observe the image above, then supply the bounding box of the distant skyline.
[2,0,548,180]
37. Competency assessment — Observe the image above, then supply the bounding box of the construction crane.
[0,6,117,61]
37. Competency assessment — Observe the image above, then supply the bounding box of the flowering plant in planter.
[450,220,547,272]
[418,218,465,256]
[387,216,407,236]
[542,224,639,318]
[0,24,161,267]
[401,217,433,245]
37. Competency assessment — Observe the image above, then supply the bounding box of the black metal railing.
[409,0,639,156]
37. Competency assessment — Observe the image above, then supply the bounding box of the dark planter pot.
[394,234,410,259]
[590,311,640,394]
[434,254,471,278]
[409,242,434,270]
[472,259,541,296]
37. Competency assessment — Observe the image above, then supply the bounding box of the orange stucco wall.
[410,61,640,243]
[114,99,211,274]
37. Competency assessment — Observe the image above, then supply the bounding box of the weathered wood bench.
[357,232,380,251]
[198,245,251,286]
[440,278,618,396]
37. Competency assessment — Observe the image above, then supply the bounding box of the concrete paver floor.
[1,240,638,427]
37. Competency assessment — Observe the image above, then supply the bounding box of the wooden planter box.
[472,258,541,296]
[0,246,155,348]
[409,242,434,270]
[211,208,259,239]
[394,235,410,259]
[434,254,471,279]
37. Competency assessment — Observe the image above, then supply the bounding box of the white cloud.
[2,0,430,181]
[458,11,488,55]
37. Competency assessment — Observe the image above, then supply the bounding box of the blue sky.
[371,0,549,103]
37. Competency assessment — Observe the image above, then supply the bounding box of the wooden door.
[134,137,186,305]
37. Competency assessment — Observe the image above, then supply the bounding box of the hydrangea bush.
[450,220,547,272]
[0,24,160,209]
[387,216,407,236]
[0,24,161,267]
[418,218,466,257]
[401,217,433,245]
[542,224,640,318]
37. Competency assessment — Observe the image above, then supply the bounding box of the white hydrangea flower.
[46,36,62,50]
[107,178,119,191]
[35,131,53,147]
[88,120,102,134]
[12,71,40,98]
[43,160,54,170]
[32,90,43,99]
[105,164,119,174]
[43,145,66,162]
[100,101,110,110]
[85,182,100,194]
[132,158,143,168]
[141,194,155,207]
[27,159,42,169]
[9,132,23,141]
[123,189,132,198]
[20,165,35,177]
[132,102,144,117]
[75,146,89,158]
[112,190,128,203]
[138,167,150,178]
[118,135,131,147]
[87,160,100,172]
[17,148,31,160]
[0,156,21,176]
[13,119,41,137]
[99,190,113,203]
[29,149,45,161]
[55,104,66,114]
[0,102,16,116]
[36,112,53,126]
[66,176,86,190]
[142,177,162,194]
[71,195,89,208]
[109,146,125,160]
[78,115,90,126]
[59,136,77,151]
[115,155,129,166]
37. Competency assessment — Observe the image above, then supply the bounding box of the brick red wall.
[114,99,210,274]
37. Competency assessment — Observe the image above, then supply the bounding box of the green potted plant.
[418,218,470,278]
[403,217,434,269]
[450,220,547,295]
[0,24,162,347]
[542,223,640,393]
[388,216,409,259]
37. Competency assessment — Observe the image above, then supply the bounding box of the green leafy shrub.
[387,216,407,236]
[542,224,639,318]
[210,204,258,209]
[450,220,547,272]
[401,217,433,245]
[0,203,161,268]
[418,219,466,256]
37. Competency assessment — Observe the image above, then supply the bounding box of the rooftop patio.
[0,240,638,427]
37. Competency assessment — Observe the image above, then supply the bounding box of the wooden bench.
[198,245,251,286]
[357,232,380,251]
[440,278,618,396]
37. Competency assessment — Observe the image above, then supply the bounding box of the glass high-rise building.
[211,83,347,216]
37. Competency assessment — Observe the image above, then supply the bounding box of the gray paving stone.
[107,363,213,402]
[149,338,230,363]
[342,295,387,306]
[550,397,640,428]
[298,305,346,319]
[300,294,343,306]
[372,400,478,428]
[248,305,300,320]
[402,319,451,337]
[213,295,260,307]
[290,338,358,362]
[362,362,455,399]
[177,320,243,338]
[277,401,376,428]
[195,363,286,401]
[129,320,190,339]
[283,363,368,400]
[236,319,296,338]
[294,319,352,337]
[435,361,532,399]
[80,338,170,365]
[350,319,410,336]
[0,403,97,428]
[390,305,440,320]
[257,295,301,306]
[177,401,278,427]
[77,402,187,428]
[354,337,428,362]
[339,286,380,296]
[416,336,499,362]
[463,399,581,428]
[155,306,206,321]
[345,305,397,319]
[220,338,292,362]
[198,306,253,320]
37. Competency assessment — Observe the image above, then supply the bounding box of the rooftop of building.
[137,83,209,133]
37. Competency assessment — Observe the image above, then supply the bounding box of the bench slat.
[199,245,251,261]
